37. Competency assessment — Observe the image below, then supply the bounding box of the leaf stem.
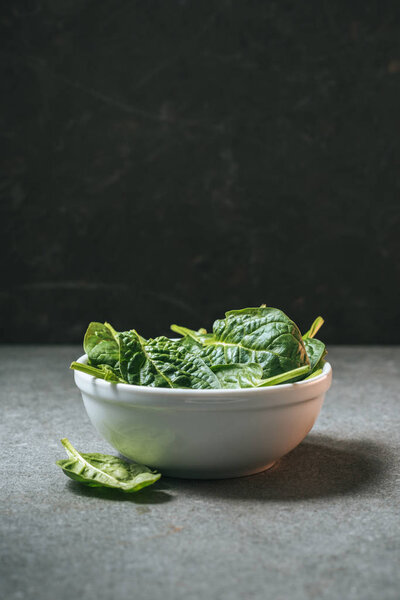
[303,316,324,339]
[61,437,81,460]
[170,324,198,341]
[257,365,310,387]
[303,367,323,380]
[60,438,123,485]
[70,361,106,379]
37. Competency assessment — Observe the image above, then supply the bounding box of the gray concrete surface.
[1,346,399,600]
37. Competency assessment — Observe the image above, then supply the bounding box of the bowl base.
[160,460,277,480]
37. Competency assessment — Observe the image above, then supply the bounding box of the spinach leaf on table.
[56,438,160,492]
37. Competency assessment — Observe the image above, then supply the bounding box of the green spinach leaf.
[84,322,120,368]
[170,325,214,364]
[173,307,309,379]
[211,363,264,388]
[119,331,221,389]
[56,438,160,492]
[302,316,327,375]
[303,337,326,372]
[212,363,311,388]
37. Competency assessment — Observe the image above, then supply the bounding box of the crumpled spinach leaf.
[170,325,214,364]
[84,322,120,368]
[211,363,264,388]
[119,331,222,389]
[56,438,160,492]
[172,307,309,379]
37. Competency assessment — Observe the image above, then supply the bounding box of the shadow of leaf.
[66,481,173,504]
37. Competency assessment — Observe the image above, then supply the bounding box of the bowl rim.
[73,354,332,396]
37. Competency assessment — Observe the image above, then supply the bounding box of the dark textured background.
[1,1,400,343]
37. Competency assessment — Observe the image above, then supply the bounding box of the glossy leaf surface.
[211,363,264,388]
[83,322,120,368]
[195,307,309,378]
[171,325,214,364]
[56,439,160,492]
[303,337,326,372]
[119,331,221,388]
[73,308,327,389]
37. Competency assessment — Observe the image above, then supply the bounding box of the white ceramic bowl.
[73,355,332,479]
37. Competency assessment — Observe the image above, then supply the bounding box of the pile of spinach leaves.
[70,307,327,390]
